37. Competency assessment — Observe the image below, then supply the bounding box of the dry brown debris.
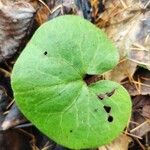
[0,0,150,150]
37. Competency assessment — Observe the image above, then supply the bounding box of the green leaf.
[11,15,131,149]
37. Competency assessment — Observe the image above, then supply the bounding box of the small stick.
[6,99,15,109]
[38,0,51,13]
[0,68,11,77]
[135,138,145,150]
[125,132,142,139]
[14,123,33,128]
[130,121,148,133]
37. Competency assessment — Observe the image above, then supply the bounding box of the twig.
[144,0,150,9]
[132,81,150,88]
[131,43,149,51]
[119,0,127,8]
[137,76,141,94]
[141,76,150,81]
[145,34,149,44]
[130,121,148,133]
[14,123,33,128]
[135,138,146,150]
[125,69,141,95]
[3,110,9,115]
[38,0,51,13]
[51,4,63,14]
[18,128,37,148]
[125,132,142,139]
[129,120,140,125]
[0,68,11,77]
[6,99,15,109]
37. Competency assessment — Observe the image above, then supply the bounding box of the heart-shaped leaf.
[11,15,131,149]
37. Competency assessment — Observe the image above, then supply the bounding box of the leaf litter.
[0,0,150,149]
[0,0,36,63]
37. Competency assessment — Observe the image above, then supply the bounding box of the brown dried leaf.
[123,68,150,96]
[34,0,75,26]
[98,0,150,81]
[129,49,149,64]
[130,95,150,137]
[0,86,10,114]
[36,5,50,25]
[0,129,32,150]
[48,0,75,20]
[0,1,35,62]
[1,103,26,130]
[142,105,150,119]
[130,117,150,137]
[104,59,137,82]
[98,134,132,150]
[128,15,150,70]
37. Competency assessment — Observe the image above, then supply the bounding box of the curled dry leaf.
[1,103,26,130]
[0,1,35,62]
[34,0,51,25]
[35,0,75,25]
[48,0,75,20]
[98,134,132,150]
[0,129,32,150]
[99,0,150,82]
[104,59,137,83]
[130,95,150,137]
[123,68,150,96]
[35,5,50,25]
[128,15,150,70]
[129,48,150,68]
[0,86,10,114]
[142,105,150,119]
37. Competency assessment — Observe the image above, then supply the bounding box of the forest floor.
[0,0,150,150]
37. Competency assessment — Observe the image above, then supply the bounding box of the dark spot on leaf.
[98,89,115,100]
[103,106,111,113]
[70,130,73,133]
[97,94,106,100]
[106,89,115,97]
[44,51,47,55]
[94,108,98,112]
[58,93,61,96]
[108,115,113,122]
